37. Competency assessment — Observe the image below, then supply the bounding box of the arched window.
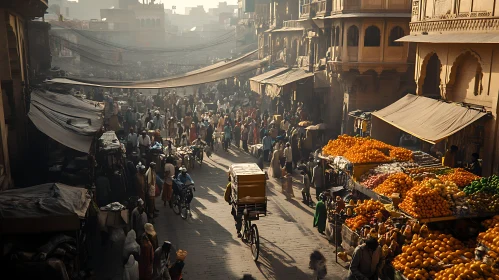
[389,26,405,47]
[141,19,145,27]
[364,25,381,47]
[335,26,340,46]
[146,19,151,27]
[156,19,161,27]
[347,25,359,47]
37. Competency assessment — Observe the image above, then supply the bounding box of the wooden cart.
[229,163,267,217]
[229,163,267,261]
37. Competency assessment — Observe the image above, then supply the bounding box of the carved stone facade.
[407,0,499,175]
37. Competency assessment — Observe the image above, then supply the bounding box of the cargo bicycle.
[229,163,267,261]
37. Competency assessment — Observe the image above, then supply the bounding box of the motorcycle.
[171,179,195,220]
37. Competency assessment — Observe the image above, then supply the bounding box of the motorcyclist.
[177,166,194,185]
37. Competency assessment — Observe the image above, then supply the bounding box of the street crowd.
[98,82,333,280]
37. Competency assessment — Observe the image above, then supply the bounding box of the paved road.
[154,148,348,280]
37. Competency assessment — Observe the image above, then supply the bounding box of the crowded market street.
[154,148,347,280]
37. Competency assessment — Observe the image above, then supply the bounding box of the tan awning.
[372,94,488,144]
[249,67,288,94]
[28,90,103,153]
[272,27,304,33]
[397,33,499,44]
[263,68,314,98]
[263,68,313,87]
[46,50,267,89]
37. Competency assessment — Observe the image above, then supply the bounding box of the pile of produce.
[438,168,480,188]
[345,215,368,231]
[482,215,499,229]
[361,173,390,189]
[406,167,452,176]
[419,179,468,215]
[322,135,413,164]
[433,261,499,280]
[412,151,441,166]
[392,232,468,279]
[466,193,499,214]
[345,200,386,231]
[389,147,414,162]
[464,175,499,195]
[399,181,453,219]
[360,162,419,181]
[373,173,414,197]
[478,225,499,257]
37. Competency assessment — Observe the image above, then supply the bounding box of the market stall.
[0,183,91,279]
[318,134,499,279]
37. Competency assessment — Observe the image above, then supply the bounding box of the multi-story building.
[246,0,414,138]
[0,0,49,188]
[397,0,499,175]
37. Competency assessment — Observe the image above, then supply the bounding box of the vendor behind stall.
[443,145,459,168]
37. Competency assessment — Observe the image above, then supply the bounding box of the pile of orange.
[345,215,368,231]
[390,147,414,162]
[438,168,480,188]
[374,173,414,197]
[477,225,499,257]
[482,215,499,229]
[322,135,366,157]
[322,135,413,164]
[398,183,452,218]
[343,146,391,164]
[434,261,499,280]
[392,233,467,279]
[354,200,385,217]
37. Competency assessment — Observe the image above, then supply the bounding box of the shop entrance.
[421,53,441,98]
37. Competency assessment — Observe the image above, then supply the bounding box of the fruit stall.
[320,135,499,279]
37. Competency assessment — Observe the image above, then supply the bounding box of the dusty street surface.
[154,148,348,280]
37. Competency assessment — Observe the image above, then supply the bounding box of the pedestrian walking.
[123,254,139,280]
[284,142,293,174]
[139,234,154,280]
[153,241,173,280]
[313,193,327,234]
[162,157,175,207]
[311,161,324,201]
[301,170,312,206]
[130,199,148,243]
[309,250,327,280]
[145,223,159,250]
[146,162,158,221]
[262,132,272,162]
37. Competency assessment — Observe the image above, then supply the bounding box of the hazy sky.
[158,0,238,14]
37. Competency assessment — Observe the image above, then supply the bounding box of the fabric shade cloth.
[46,50,267,89]
[263,68,314,98]
[28,89,104,153]
[0,183,91,233]
[372,94,488,144]
[249,67,288,94]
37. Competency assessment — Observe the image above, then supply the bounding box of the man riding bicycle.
[191,136,206,161]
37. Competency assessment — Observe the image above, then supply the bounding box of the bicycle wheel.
[250,224,260,261]
[180,203,188,219]
[172,195,181,215]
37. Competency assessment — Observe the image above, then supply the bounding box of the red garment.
[189,126,197,143]
[253,126,259,144]
[139,239,154,280]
